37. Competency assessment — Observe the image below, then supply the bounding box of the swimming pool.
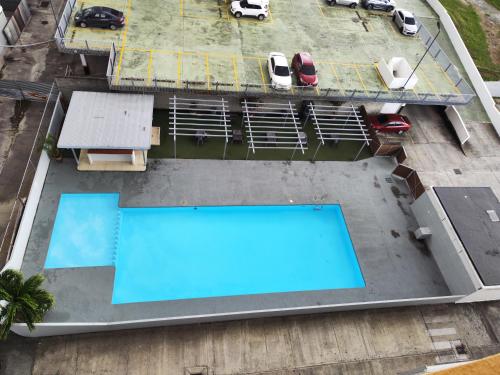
[45,194,365,304]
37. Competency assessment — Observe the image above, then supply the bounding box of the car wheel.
[257,14,265,20]
[367,4,374,10]
[234,12,242,18]
[386,6,394,11]
[398,130,404,135]
[392,14,395,21]
[110,24,117,30]
[80,22,87,28]
[329,0,337,5]
[350,3,357,8]
[399,26,404,33]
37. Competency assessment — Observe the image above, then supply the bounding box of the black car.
[74,7,125,30]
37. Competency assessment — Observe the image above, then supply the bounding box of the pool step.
[111,209,122,265]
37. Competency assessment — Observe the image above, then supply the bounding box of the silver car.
[362,0,396,12]
[326,0,359,8]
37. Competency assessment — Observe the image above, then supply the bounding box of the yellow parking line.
[330,64,344,95]
[177,51,182,87]
[438,64,461,94]
[205,53,211,90]
[67,26,118,34]
[147,49,153,85]
[412,89,420,100]
[315,0,325,17]
[179,0,184,16]
[258,58,268,93]
[315,86,320,96]
[115,0,133,83]
[420,69,441,99]
[374,63,389,91]
[232,56,240,91]
[354,65,368,95]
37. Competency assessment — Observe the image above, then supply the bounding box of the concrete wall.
[0,5,8,67]
[486,82,500,98]
[11,295,460,337]
[458,286,500,303]
[426,0,500,134]
[2,152,50,271]
[410,190,481,296]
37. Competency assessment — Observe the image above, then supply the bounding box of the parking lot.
[64,0,462,98]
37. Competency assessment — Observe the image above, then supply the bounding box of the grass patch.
[149,109,371,161]
[485,0,500,10]
[441,0,500,81]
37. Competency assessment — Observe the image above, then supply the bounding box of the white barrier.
[486,81,500,98]
[445,106,470,144]
[426,0,500,134]
[2,152,50,271]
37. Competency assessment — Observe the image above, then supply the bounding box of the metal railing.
[107,71,474,105]
[0,80,56,101]
[0,84,60,267]
[416,17,475,98]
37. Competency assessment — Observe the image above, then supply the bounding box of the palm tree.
[0,269,55,340]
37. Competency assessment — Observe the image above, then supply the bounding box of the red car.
[368,114,412,134]
[292,52,318,87]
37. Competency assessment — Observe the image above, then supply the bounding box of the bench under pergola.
[305,102,371,161]
[242,99,307,160]
[169,95,231,159]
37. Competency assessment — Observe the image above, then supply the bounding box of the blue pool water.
[45,194,365,304]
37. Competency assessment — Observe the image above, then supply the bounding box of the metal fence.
[0,84,61,267]
[107,72,474,106]
[0,80,57,101]
[416,17,475,99]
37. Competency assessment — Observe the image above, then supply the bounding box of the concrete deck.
[21,157,452,324]
[61,0,468,102]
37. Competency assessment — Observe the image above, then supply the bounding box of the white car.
[267,52,292,90]
[393,9,418,36]
[230,0,269,21]
[326,0,359,9]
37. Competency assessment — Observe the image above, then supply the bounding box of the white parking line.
[427,327,457,337]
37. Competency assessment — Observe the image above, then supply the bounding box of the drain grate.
[385,177,394,183]
[453,168,462,175]
[40,1,50,8]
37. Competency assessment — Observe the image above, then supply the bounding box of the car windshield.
[83,8,93,16]
[405,17,416,25]
[377,115,389,123]
[274,65,290,76]
[301,65,316,75]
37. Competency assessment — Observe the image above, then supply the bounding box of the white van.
[230,0,269,21]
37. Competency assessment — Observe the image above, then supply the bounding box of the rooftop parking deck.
[56,0,474,105]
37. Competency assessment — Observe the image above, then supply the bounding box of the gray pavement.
[22,157,451,323]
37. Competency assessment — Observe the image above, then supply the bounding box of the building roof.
[57,91,154,150]
[434,187,500,286]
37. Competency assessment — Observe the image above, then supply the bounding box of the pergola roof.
[58,91,154,150]
[307,103,371,144]
[243,100,306,157]
[168,96,230,158]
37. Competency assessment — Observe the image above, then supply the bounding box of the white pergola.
[305,103,371,161]
[169,96,231,159]
[242,99,307,160]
